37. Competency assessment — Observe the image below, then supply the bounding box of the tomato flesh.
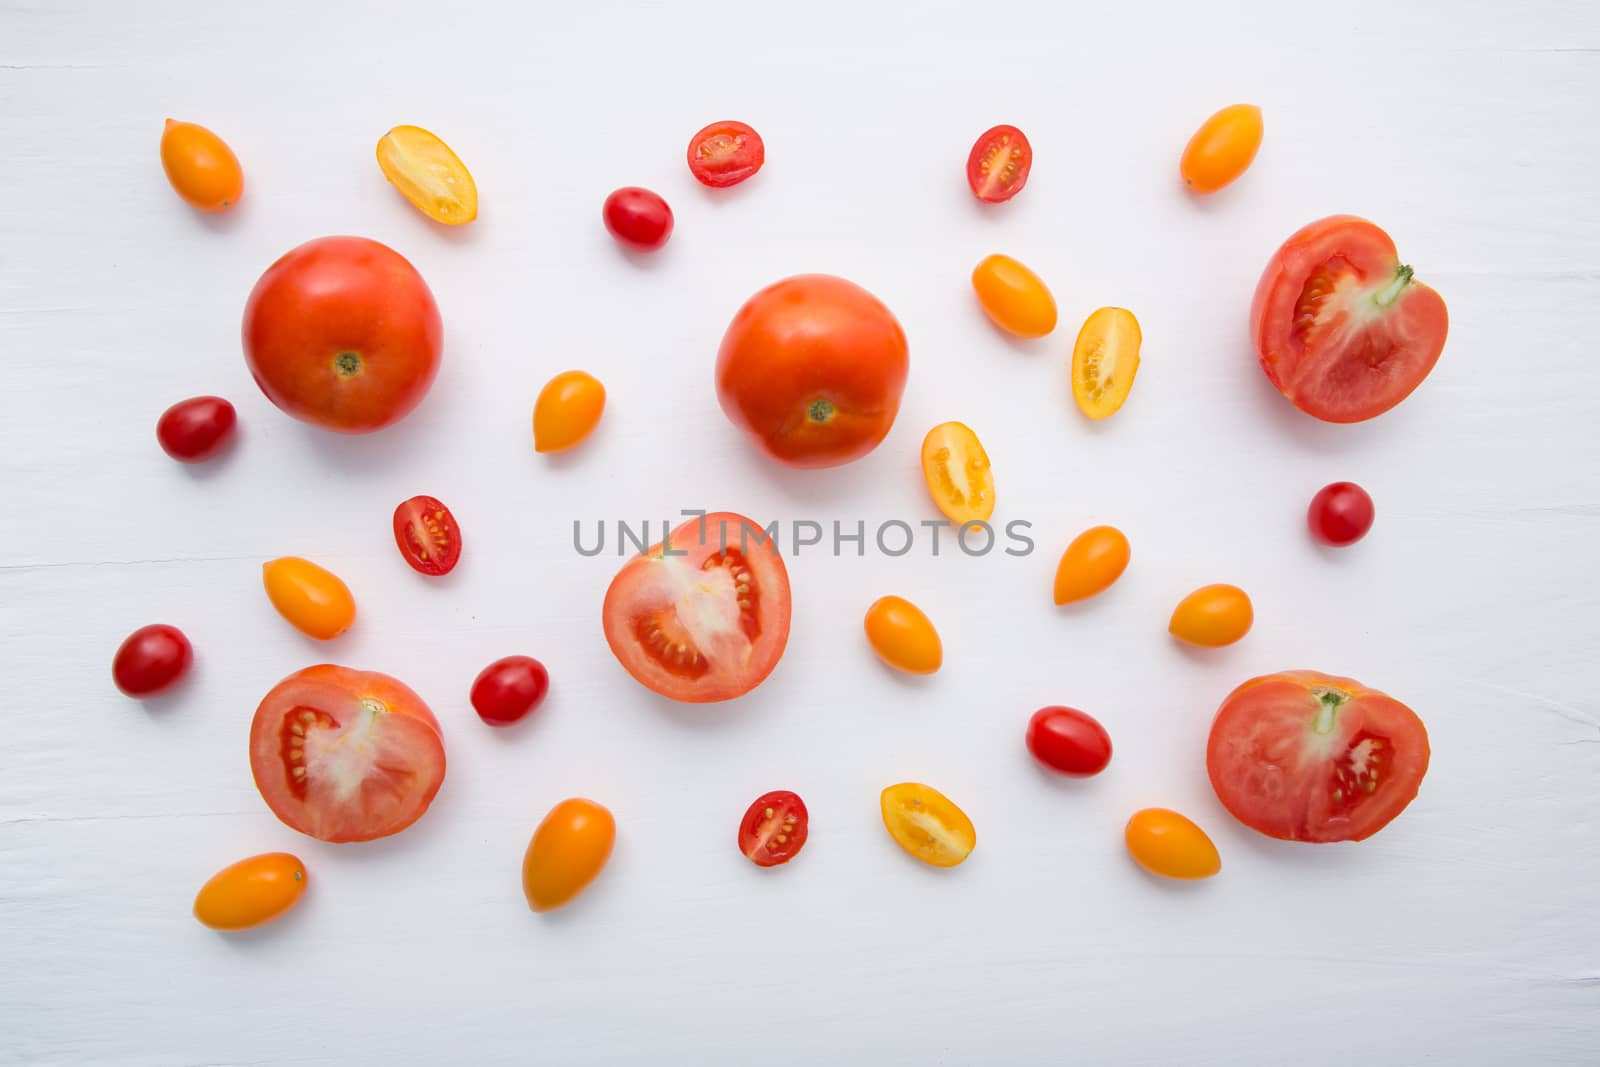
[881,783,975,867]
[249,665,446,843]
[687,121,765,187]
[602,513,791,703]
[1072,307,1141,419]
[375,125,478,225]
[393,495,461,576]
[966,125,1032,203]
[1251,215,1448,422]
[920,421,994,526]
[738,790,809,867]
[1206,671,1430,842]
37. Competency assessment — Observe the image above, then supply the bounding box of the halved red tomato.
[966,125,1032,203]
[687,121,765,188]
[393,494,461,576]
[738,790,809,867]
[249,665,446,843]
[1251,216,1448,422]
[1206,671,1429,843]
[602,512,791,703]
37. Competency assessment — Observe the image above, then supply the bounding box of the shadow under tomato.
[285,409,442,476]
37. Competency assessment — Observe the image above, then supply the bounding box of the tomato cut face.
[738,790,809,867]
[1072,307,1141,419]
[687,121,765,188]
[602,513,791,703]
[249,665,446,843]
[393,495,461,576]
[880,782,976,867]
[920,421,994,526]
[1251,215,1448,422]
[966,125,1032,203]
[375,125,478,225]
[1207,671,1430,843]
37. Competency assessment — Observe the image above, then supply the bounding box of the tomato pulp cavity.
[738,791,809,867]
[966,125,1032,203]
[393,495,462,576]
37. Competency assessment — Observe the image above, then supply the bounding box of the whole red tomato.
[716,275,909,468]
[242,236,442,434]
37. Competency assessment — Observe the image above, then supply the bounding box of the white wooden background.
[3,1,1597,1064]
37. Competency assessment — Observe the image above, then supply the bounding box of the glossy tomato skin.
[1125,809,1221,879]
[262,557,355,640]
[533,370,606,453]
[193,852,307,931]
[242,236,442,434]
[966,125,1032,203]
[471,656,549,726]
[687,121,765,188]
[738,790,809,867]
[717,275,909,468]
[863,596,942,675]
[112,624,193,697]
[1053,525,1130,605]
[602,187,673,251]
[249,665,446,843]
[1251,216,1448,422]
[393,495,461,576]
[160,119,242,212]
[971,254,1057,338]
[603,512,792,703]
[1207,671,1430,842]
[1308,482,1375,546]
[1180,104,1263,194]
[157,396,236,462]
[523,798,616,911]
[1026,707,1112,777]
[1169,584,1253,647]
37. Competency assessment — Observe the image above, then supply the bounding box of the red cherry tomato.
[966,125,1032,203]
[471,656,549,726]
[687,121,765,188]
[392,495,461,576]
[602,187,673,251]
[1308,482,1375,546]
[156,396,236,462]
[112,624,193,697]
[1025,706,1112,777]
[242,236,442,434]
[738,790,809,867]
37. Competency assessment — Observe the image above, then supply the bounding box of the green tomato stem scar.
[334,351,363,377]
[807,398,836,423]
[360,697,387,718]
[1373,265,1414,309]
[1311,687,1350,735]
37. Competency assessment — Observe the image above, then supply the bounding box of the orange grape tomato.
[375,125,479,225]
[1169,584,1253,647]
[920,421,994,525]
[864,595,942,675]
[533,370,606,453]
[1180,104,1263,194]
[1053,525,1131,605]
[159,119,243,212]
[193,852,307,931]
[971,254,1057,338]
[262,557,355,640]
[1071,307,1142,420]
[1125,808,1221,880]
[880,783,976,867]
[522,798,616,912]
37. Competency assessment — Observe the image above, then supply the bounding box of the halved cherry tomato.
[159,118,242,212]
[738,790,809,867]
[921,422,994,526]
[1180,104,1263,194]
[249,665,446,843]
[602,512,791,703]
[375,125,478,225]
[1308,481,1375,546]
[193,852,307,931]
[1053,525,1130,605]
[470,655,549,727]
[1169,584,1252,647]
[881,783,975,867]
[523,798,615,912]
[1026,706,1112,777]
[687,121,765,188]
[971,254,1057,338]
[157,396,236,462]
[112,623,193,697]
[393,495,461,576]
[1208,671,1430,842]
[533,370,606,453]
[1125,808,1221,880]
[602,187,674,251]
[262,557,355,640]
[863,596,942,675]
[717,274,909,469]
[966,125,1032,203]
[1071,307,1141,419]
[1252,215,1448,422]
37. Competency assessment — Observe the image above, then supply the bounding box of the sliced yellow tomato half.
[881,782,976,867]
[1071,307,1141,419]
[376,125,479,225]
[921,421,994,526]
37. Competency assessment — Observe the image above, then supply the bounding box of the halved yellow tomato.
[864,595,942,675]
[1053,525,1130,605]
[1071,308,1141,419]
[880,783,975,867]
[971,254,1057,338]
[376,125,478,225]
[193,852,307,930]
[921,421,994,526]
